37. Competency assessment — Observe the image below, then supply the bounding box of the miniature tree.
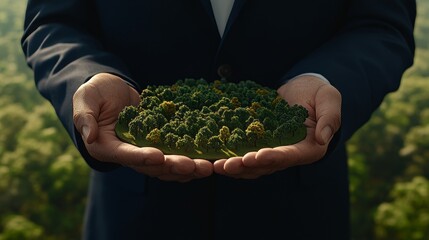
[184,111,201,136]
[195,126,212,152]
[205,117,219,134]
[141,88,155,98]
[140,95,161,109]
[146,128,161,145]
[160,101,176,119]
[228,128,245,150]
[176,135,195,152]
[160,122,174,138]
[165,133,179,149]
[160,88,174,101]
[273,121,305,145]
[154,113,167,128]
[246,121,265,147]
[250,102,261,111]
[176,123,188,137]
[234,107,250,123]
[128,116,145,139]
[208,136,224,152]
[115,79,308,160]
[228,115,242,130]
[176,105,190,118]
[230,97,241,108]
[118,105,139,126]
[142,115,157,132]
[219,126,231,144]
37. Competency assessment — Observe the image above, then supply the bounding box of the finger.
[74,112,99,144]
[165,155,196,175]
[73,83,102,143]
[314,85,342,145]
[271,139,326,167]
[214,158,272,179]
[154,158,212,182]
[124,154,198,179]
[242,151,270,168]
[254,148,298,169]
[193,159,214,178]
[213,159,228,175]
[109,143,165,166]
[223,157,245,175]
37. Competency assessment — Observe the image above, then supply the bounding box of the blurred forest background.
[0,0,429,239]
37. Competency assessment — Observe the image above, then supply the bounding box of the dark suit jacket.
[22,0,415,239]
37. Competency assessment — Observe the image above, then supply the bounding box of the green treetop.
[116,79,308,159]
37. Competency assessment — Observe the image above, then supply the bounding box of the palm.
[92,79,139,149]
[213,76,341,179]
[73,73,213,182]
[74,74,139,159]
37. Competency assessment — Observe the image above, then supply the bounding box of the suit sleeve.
[283,0,416,143]
[21,0,140,171]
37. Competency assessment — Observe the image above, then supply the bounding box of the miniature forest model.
[115,79,308,160]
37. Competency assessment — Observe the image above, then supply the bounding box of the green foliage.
[346,1,429,238]
[116,79,308,159]
[218,126,231,144]
[207,136,224,152]
[0,215,43,240]
[146,128,161,144]
[348,76,429,239]
[374,177,429,240]
[176,135,195,152]
[0,1,89,239]
[0,103,89,240]
[246,121,265,147]
[165,133,179,149]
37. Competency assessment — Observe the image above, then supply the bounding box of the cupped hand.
[73,73,213,182]
[213,75,342,179]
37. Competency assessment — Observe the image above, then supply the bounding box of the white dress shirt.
[210,0,235,37]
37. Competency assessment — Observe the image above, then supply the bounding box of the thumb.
[314,85,342,145]
[73,84,101,144]
[74,112,99,144]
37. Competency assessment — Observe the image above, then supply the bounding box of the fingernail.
[82,125,89,140]
[321,126,333,144]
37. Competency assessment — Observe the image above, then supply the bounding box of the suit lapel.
[223,0,246,39]
[200,0,247,39]
[200,0,247,69]
[200,0,218,29]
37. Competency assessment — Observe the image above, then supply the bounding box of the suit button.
[217,64,232,79]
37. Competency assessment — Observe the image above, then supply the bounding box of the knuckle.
[72,112,95,129]
[332,112,342,130]
[72,112,81,126]
[72,85,84,101]
[72,110,84,126]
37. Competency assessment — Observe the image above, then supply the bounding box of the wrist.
[277,74,328,97]
[287,73,330,85]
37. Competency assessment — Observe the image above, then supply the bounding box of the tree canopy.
[116,79,308,159]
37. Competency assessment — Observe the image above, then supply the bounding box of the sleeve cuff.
[286,73,331,85]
